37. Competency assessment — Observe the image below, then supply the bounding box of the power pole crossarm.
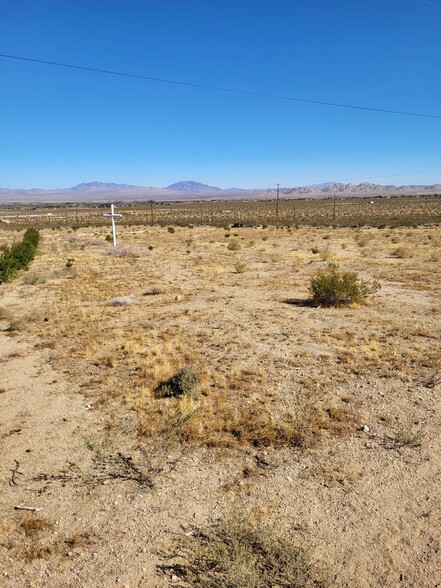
[103,204,123,247]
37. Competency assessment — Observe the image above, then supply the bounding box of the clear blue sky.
[1,0,440,189]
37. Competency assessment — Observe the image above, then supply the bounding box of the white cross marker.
[104,204,123,247]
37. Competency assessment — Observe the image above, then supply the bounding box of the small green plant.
[105,234,112,242]
[148,245,154,250]
[156,366,199,398]
[227,240,241,251]
[167,227,175,234]
[0,228,40,283]
[311,246,319,254]
[309,263,380,307]
[65,258,75,269]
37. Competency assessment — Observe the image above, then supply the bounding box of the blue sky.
[1,0,440,189]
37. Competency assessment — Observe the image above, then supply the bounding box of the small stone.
[171,576,179,582]
[362,425,370,433]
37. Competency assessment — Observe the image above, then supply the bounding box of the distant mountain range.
[0,180,440,203]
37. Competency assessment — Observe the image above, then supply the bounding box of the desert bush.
[319,246,332,261]
[311,246,319,254]
[227,240,241,251]
[235,261,247,273]
[161,507,328,587]
[106,296,132,306]
[108,245,143,258]
[156,366,199,398]
[392,246,413,259]
[167,226,175,233]
[0,228,40,283]
[309,263,380,307]
[22,272,47,285]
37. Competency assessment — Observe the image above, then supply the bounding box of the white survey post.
[104,204,123,247]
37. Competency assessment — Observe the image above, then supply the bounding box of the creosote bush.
[156,366,199,398]
[309,263,380,307]
[0,228,40,283]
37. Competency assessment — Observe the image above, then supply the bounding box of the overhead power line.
[1,52,440,120]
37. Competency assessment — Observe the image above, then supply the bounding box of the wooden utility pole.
[276,183,280,229]
[333,194,336,223]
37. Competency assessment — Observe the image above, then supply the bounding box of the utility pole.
[276,183,280,229]
[149,200,154,225]
[75,202,79,227]
[333,193,336,223]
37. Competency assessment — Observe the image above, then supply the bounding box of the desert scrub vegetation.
[227,239,241,251]
[392,246,413,259]
[0,228,40,283]
[160,507,328,587]
[0,306,25,332]
[309,263,380,307]
[137,389,358,450]
[155,366,199,398]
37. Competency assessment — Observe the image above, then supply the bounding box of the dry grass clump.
[105,296,132,306]
[160,507,329,587]
[2,516,96,561]
[392,246,413,259]
[22,272,47,285]
[0,306,25,331]
[137,390,358,450]
[234,260,247,273]
[143,285,166,296]
[227,239,241,251]
[107,244,144,258]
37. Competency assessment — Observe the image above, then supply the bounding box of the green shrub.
[167,226,175,234]
[309,263,379,307]
[156,367,199,398]
[0,229,40,283]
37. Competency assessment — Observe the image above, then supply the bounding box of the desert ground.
[0,218,440,587]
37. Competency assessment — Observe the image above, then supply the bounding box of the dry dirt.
[0,223,440,587]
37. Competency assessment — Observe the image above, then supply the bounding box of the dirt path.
[0,330,173,587]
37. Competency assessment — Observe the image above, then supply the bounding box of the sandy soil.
[0,224,440,587]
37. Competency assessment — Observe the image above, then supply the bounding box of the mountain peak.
[164,180,222,193]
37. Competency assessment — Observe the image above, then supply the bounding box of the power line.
[1,52,440,120]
